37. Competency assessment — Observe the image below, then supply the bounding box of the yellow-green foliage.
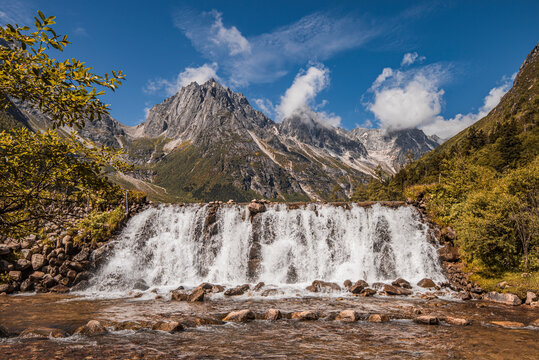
[469,271,539,299]
[0,272,12,284]
[73,205,126,244]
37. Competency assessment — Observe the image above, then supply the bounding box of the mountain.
[1,79,440,202]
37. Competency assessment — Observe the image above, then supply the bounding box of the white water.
[85,203,445,295]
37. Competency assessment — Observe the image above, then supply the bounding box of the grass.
[469,271,539,299]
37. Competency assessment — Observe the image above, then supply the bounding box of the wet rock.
[349,280,368,294]
[248,201,266,216]
[42,274,57,288]
[414,315,439,325]
[438,245,459,262]
[265,309,282,321]
[525,291,538,305]
[0,284,13,294]
[223,309,255,322]
[383,284,412,296]
[0,244,9,255]
[19,327,68,339]
[68,261,84,272]
[343,280,352,288]
[491,321,524,328]
[0,325,8,338]
[336,310,360,322]
[29,271,45,281]
[392,278,412,289]
[211,284,225,293]
[19,279,33,292]
[73,248,90,262]
[417,278,437,288]
[70,280,86,291]
[75,320,107,336]
[531,318,539,327]
[133,279,149,291]
[444,317,470,326]
[188,287,205,302]
[224,284,250,296]
[441,226,457,242]
[306,280,341,293]
[152,321,184,333]
[66,269,77,279]
[31,253,46,271]
[8,270,21,282]
[371,282,385,290]
[291,311,318,321]
[461,291,472,301]
[194,317,225,326]
[253,282,265,291]
[360,288,377,297]
[260,288,282,297]
[368,314,389,323]
[50,284,70,293]
[171,290,189,301]
[482,291,522,306]
[196,282,214,292]
[16,258,31,271]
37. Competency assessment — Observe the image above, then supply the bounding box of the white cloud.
[401,52,425,66]
[253,98,275,117]
[276,64,341,127]
[144,63,221,96]
[366,60,511,139]
[74,26,88,37]
[210,11,251,56]
[174,10,378,87]
[0,0,32,25]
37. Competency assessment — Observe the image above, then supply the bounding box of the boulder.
[261,288,282,297]
[16,259,31,271]
[482,291,522,306]
[248,202,266,216]
[224,284,250,296]
[392,278,412,289]
[68,261,84,272]
[74,320,107,336]
[306,280,341,293]
[29,271,45,281]
[437,245,459,262]
[211,285,225,293]
[525,291,538,305]
[0,284,13,294]
[491,321,524,328]
[265,309,282,321]
[531,318,539,327]
[133,279,149,291]
[50,284,70,293]
[360,288,377,297]
[66,270,77,279]
[0,244,9,256]
[73,248,90,262]
[368,314,389,323]
[19,327,68,339]
[194,317,225,326]
[343,280,352,288]
[42,274,57,288]
[444,317,470,326]
[151,321,183,333]
[417,278,437,288]
[8,270,21,282]
[291,311,318,321]
[31,253,46,271]
[171,290,189,301]
[188,287,205,302]
[253,282,265,291]
[0,325,8,338]
[19,279,33,292]
[414,315,439,325]
[383,284,412,296]
[349,280,369,294]
[223,309,255,322]
[336,310,360,322]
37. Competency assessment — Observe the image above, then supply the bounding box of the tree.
[0,11,124,128]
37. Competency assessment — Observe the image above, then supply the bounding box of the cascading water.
[85,203,445,295]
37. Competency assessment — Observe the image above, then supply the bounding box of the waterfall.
[85,203,445,294]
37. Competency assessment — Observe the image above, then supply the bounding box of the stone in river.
[336,310,360,322]
[360,288,377,297]
[19,327,68,339]
[265,309,282,321]
[291,311,318,321]
[349,280,368,294]
[133,279,149,291]
[392,278,412,289]
[491,321,525,328]
[223,309,255,322]
[151,321,184,333]
[417,278,437,288]
[413,315,439,325]
[75,320,107,336]
[306,280,341,293]
[368,314,389,323]
[444,316,470,326]
[482,291,522,306]
[188,287,205,302]
[383,284,412,296]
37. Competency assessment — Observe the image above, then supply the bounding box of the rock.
[291,311,318,321]
[371,282,385,290]
[306,280,341,293]
[265,309,282,321]
[0,284,12,293]
[414,315,439,325]
[417,278,437,288]
[223,309,255,322]
[188,287,205,302]
[525,291,538,305]
[392,278,412,289]
[224,284,250,296]
[383,284,412,296]
[195,282,214,292]
[50,284,70,293]
[31,253,46,271]
[171,290,189,301]
[66,269,77,279]
[73,248,90,262]
[29,271,45,281]
[133,279,149,291]
[491,321,524,328]
[482,291,522,306]
[368,314,389,323]
[16,258,31,271]
[343,280,352,288]
[441,226,456,241]
[20,249,32,260]
[260,288,281,297]
[531,318,539,327]
[0,325,8,337]
[438,245,459,262]
[497,281,508,289]
[19,327,68,339]
[248,202,266,216]
[151,321,184,333]
[444,317,470,326]
[349,280,368,294]
[19,279,33,292]
[42,274,57,288]
[253,282,265,291]
[360,288,377,297]
[74,271,90,284]
[194,317,225,326]
[8,270,21,282]
[68,261,84,272]
[75,320,107,336]
[61,235,72,245]
[0,244,9,255]
[336,310,360,322]
[211,284,225,293]
[461,291,472,301]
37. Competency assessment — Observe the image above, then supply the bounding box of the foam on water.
[84,203,445,297]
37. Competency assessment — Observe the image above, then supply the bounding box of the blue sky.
[1,1,538,138]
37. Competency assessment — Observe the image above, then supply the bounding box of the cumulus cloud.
[144,63,221,96]
[174,10,378,86]
[253,98,276,117]
[366,58,511,139]
[276,65,341,127]
[401,52,425,66]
